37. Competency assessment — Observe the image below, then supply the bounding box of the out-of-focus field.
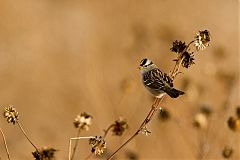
[0,0,239,159]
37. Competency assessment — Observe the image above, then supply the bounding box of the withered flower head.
[170,40,187,53]
[227,116,240,131]
[3,105,19,124]
[112,117,128,136]
[73,112,92,131]
[222,146,233,159]
[193,113,208,129]
[89,136,106,155]
[180,51,195,68]
[194,30,211,51]
[159,108,170,121]
[32,147,57,160]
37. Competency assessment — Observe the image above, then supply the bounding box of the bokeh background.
[0,0,239,159]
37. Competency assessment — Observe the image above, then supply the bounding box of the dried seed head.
[222,146,233,159]
[180,51,195,68]
[170,40,187,53]
[194,30,211,51]
[32,147,57,160]
[112,117,128,136]
[3,105,19,124]
[159,108,170,121]
[73,112,92,131]
[227,117,240,131]
[193,113,208,129]
[89,136,106,155]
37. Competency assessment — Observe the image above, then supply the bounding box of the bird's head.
[138,58,157,73]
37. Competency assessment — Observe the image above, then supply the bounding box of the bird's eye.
[140,58,148,66]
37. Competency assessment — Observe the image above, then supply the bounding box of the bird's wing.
[143,68,173,90]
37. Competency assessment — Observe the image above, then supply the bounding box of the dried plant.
[158,108,171,122]
[3,105,40,153]
[111,117,128,136]
[73,112,93,131]
[227,106,240,132]
[3,105,19,125]
[70,112,93,160]
[227,116,240,131]
[32,147,57,160]
[222,146,233,159]
[89,136,107,155]
[107,30,211,159]
[68,117,128,160]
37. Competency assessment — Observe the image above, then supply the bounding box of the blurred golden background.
[0,0,239,159]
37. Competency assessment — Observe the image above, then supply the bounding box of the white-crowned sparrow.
[139,58,184,98]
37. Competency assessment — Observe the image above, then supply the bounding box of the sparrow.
[139,58,184,98]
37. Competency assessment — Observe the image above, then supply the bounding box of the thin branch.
[103,124,115,139]
[16,122,39,153]
[69,139,72,160]
[107,97,164,160]
[107,131,138,160]
[70,128,81,160]
[0,127,11,160]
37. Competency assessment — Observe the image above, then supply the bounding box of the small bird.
[139,58,184,98]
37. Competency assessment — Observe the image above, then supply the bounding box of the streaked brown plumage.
[139,58,184,98]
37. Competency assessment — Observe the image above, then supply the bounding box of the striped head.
[139,58,156,73]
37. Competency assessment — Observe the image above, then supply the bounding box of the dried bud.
[3,105,19,124]
[89,136,106,155]
[158,108,170,121]
[73,112,92,131]
[222,146,233,159]
[227,117,240,131]
[194,30,211,51]
[32,147,57,160]
[181,51,195,68]
[170,40,187,53]
[112,117,128,136]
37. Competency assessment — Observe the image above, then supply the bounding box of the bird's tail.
[163,87,184,98]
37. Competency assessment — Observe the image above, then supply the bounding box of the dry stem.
[103,124,115,139]
[69,124,115,160]
[0,127,11,160]
[107,97,164,160]
[17,122,39,153]
[70,128,81,160]
[170,40,194,79]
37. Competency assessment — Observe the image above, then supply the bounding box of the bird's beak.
[138,66,142,70]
